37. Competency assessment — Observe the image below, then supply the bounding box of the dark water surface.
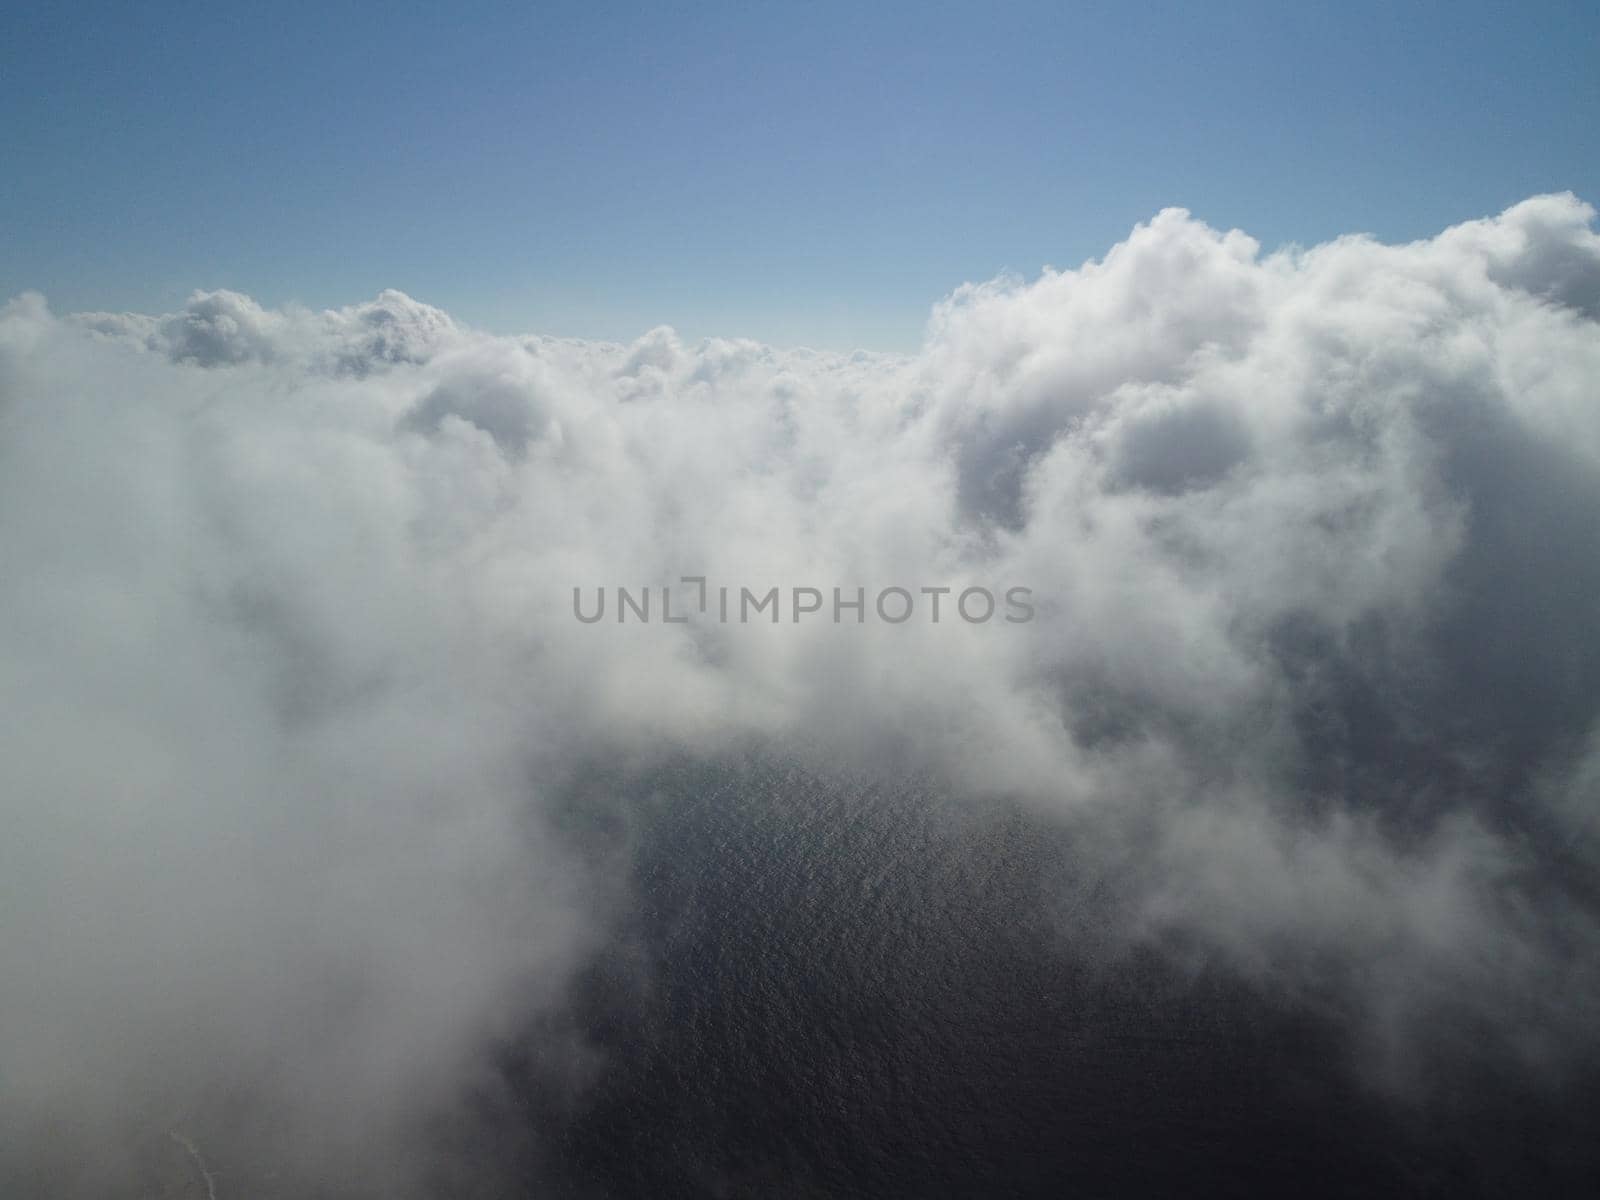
[492,759,1600,1198]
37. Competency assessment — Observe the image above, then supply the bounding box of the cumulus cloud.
[74,287,460,372]
[4,193,1600,1192]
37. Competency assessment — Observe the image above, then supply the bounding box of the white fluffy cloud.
[4,193,1600,1192]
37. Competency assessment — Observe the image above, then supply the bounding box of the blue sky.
[3,0,1596,350]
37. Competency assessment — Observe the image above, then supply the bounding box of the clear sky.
[3,0,1596,350]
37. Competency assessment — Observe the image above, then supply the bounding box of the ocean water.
[495,758,1600,1198]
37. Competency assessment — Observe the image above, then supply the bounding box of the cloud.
[3,193,1600,1192]
[73,287,460,372]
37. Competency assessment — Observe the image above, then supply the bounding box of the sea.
[483,756,1600,1198]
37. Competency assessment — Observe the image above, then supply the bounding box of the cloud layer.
[4,194,1600,1193]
